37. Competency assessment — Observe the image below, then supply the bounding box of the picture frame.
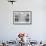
[13,11,32,25]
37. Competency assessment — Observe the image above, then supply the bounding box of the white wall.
[0,0,46,41]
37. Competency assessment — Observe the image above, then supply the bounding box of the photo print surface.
[13,11,32,25]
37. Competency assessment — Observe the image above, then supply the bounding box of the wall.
[0,0,46,41]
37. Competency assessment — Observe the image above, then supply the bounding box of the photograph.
[13,11,32,25]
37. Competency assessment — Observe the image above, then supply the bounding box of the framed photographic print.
[13,11,32,25]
